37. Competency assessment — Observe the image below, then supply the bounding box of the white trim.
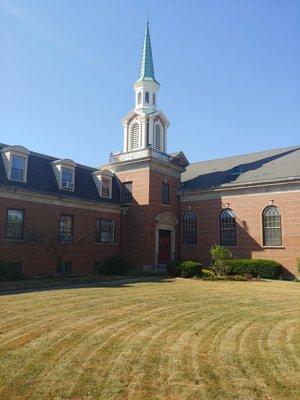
[180,182,300,202]
[51,159,77,192]
[1,146,30,183]
[92,170,113,199]
[0,187,122,214]
[154,212,178,265]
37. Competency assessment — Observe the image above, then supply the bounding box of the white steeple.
[121,22,170,155]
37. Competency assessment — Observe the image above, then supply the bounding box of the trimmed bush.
[202,274,250,281]
[167,261,182,277]
[180,261,203,278]
[227,259,282,279]
[101,255,127,275]
[0,261,23,281]
[167,260,202,278]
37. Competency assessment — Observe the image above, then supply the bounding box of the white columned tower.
[121,21,170,155]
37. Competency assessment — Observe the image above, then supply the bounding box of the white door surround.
[154,212,179,264]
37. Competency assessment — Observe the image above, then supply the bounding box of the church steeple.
[121,21,169,155]
[138,21,157,83]
[134,21,160,112]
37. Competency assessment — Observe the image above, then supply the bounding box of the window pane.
[263,206,282,246]
[59,215,73,241]
[122,182,132,204]
[11,156,25,181]
[101,177,111,198]
[62,168,73,187]
[183,211,197,245]
[6,209,24,239]
[220,209,237,246]
[162,182,169,205]
[95,219,116,243]
[57,261,72,274]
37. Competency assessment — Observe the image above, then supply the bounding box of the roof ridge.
[0,143,98,171]
[187,145,300,166]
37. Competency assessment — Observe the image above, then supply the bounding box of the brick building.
[1,23,299,277]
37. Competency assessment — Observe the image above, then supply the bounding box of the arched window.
[220,209,237,246]
[145,92,150,103]
[130,123,140,150]
[137,92,142,104]
[263,206,282,246]
[183,211,197,246]
[153,93,156,105]
[154,124,162,151]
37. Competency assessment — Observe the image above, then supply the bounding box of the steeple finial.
[139,21,156,81]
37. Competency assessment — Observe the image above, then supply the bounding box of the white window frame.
[51,159,77,192]
[92,170,114,199]
[1,146,30,183]
[128,120,141,151]
[100,176,112,198]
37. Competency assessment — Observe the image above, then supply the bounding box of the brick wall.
[0,197,121,276]
[180,191,300,276]
[116,164,181,267]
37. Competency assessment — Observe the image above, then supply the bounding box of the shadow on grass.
[0,275,173,296]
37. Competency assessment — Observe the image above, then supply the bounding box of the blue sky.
[0,0,299,167]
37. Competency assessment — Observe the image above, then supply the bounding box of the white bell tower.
[121,21,170,155]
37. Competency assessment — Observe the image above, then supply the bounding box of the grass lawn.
[0,278,299,400]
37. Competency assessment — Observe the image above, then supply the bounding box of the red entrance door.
[158,230,171,264]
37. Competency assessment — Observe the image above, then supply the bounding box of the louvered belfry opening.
[131,123,140,150]
[154,124,161,151]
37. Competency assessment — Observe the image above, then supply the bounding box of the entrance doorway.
[158,229,171,264]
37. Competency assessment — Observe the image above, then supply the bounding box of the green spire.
[139,21,156,82]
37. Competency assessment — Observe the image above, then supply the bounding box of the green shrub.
[101,255,127,275]
[202,274,249,281]
[202,268,215,278]
[167,261,182,277]
[180,261,202,278]
[297,258,300,274]
[0,261,23,281]
[227,259,282,279]
[210,245,232,276]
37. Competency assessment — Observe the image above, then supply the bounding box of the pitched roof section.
[180,146,300,192]
[0,144,120,204]
[138,21,157,83]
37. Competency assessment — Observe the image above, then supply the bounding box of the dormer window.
[11,155,26,181]
[62,167,74,190]
[101,177,112,198]
[92,169,114,199]
[231,166,243,176]
[51,159,77,191]
[1,145,30,183]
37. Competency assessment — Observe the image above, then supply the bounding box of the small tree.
[210,244,232,276]
[26,222,88,274]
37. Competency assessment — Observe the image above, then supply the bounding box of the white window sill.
[94,242,118,246]
[262,246,285,249]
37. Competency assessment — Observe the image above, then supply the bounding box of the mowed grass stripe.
[0,279,299,400]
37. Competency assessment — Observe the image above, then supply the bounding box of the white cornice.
[0,186,122,214]
[180,180,300,202]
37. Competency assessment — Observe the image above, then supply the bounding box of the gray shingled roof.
[180,146,300,192]
[0,144,121,204]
